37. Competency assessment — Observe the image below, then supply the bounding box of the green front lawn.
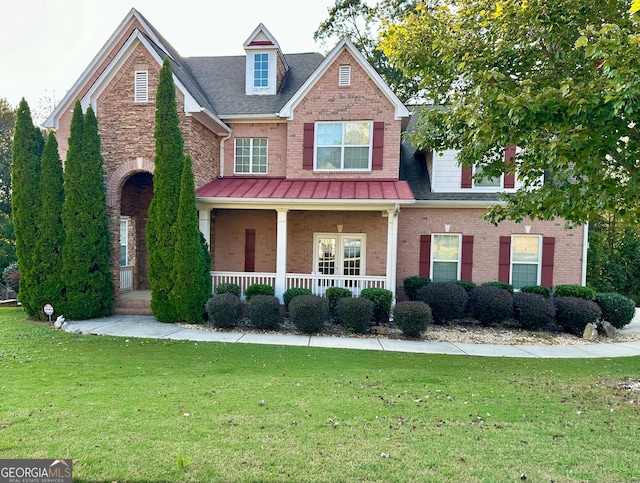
[1,307,639,482]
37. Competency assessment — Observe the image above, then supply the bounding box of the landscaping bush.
[360,288,394,324]
[454,280,476,293]
[325,287,352,317]
[482,281,514,294]
[594,292,636,329]
[513,292,556,330]
[402,276,431,301]
[553,296,601,335]
[289,295,329,334]
[335,297,373,333]
[470,285,513,326]
[520,285,552,298]
[553,284,595,300]
[248,295,283,331]
[416,281,468,324]
[283,287,312,309]
[205,293,242,328]
[245,283,275,301]
[215,282,241,297]
[393,301,432,338]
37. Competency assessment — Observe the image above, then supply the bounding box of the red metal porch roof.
[196,177,415,201]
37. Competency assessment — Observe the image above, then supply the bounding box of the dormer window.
[339,65,351,86]
[253,53,269,88]
[244,24,288,96]
[134,71,148,103]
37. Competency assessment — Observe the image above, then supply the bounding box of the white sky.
[0,0,339,114]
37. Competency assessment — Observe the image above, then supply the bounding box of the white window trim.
[431,233,462,282]
[339,65,351,86]
[245,51,277,95]
[120,219,129,266]
[473,165,503,189]
[134,71,148,103]
[510,234,542,287]
[313,233,366,276]
[234,137,268,174]
[314,121,373,172]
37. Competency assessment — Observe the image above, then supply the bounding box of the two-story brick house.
[44,8,586,310]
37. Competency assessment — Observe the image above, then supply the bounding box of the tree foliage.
[0,99,16,273]
[11,98,43,315]
[381,0,640,225]
[61,102,113,319]
[147,57,185,322]
[315,0,424,103]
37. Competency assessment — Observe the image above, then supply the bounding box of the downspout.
[581,222,589,286]
[219,132,232,177]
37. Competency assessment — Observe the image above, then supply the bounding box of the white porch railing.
[211,271,387,298]
[120,266,133,292]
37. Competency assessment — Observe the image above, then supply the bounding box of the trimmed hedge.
[520,285,552,298]
[335,297,373,333]
[553,296,601,335]
[416,281,468,324]
[513,292,556,331]
[360,288,394,324]
[325,287,353,317]
[283,287,313,309]
[248,295,283,331]
[205,293,242,328]
[482,281,514,294]
[215,283,241,297]
[553,284,595,300]
[245,283,275,301]
[289,295,329,334]
[594,292,636,329]
[393,301,432,338]
[403,276,431,301]
[454,280,477,293]
[470,285,513,326]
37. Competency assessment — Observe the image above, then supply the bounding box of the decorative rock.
[53,315,65,329]
[582,322,598,341]
[600,320,618,338]
[61,321,69,332]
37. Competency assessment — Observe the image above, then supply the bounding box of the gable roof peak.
[243,23,281,51]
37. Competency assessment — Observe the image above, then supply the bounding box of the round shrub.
[520,285,552,298]
[402,276,431,301]
[215,282,241,297]
[335,297,373,333]
[289,295,329,334]
[454,280,476,293]
[245,283,275,301]
[248,295,283,331]
[325,287,352,317]
[513,292,556,330]
[553,296,602,336]
[416,281,468,324]
[553,284,595,300]
[482,281,514,294]
[594,292,636,329]
[205,293,242,328]
[283,287,312,309]
[470,285,514,326]
[393,301,432,338]
[360,288,394,324]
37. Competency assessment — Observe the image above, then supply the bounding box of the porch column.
[385,205,400,304]
[275,208,288,302]
[197,207,210,247]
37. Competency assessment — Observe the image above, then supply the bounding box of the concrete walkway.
[61,311,640,359]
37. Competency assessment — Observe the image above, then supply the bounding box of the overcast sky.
[0,0,339,116]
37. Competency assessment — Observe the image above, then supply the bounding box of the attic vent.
[338,65,351,86]
[134,71,149,102]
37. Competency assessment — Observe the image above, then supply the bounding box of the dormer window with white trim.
[253,53,269,88]
[134,71,148,102]
[339,65,351,86]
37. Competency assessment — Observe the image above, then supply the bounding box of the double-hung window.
[473,165,501,188]
[432,234,461,282]
[511,235,541,289]
[315,121,371,171]
[253,53,269,88]
[235,138,267,174]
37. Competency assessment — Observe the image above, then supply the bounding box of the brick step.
[113,298,153,315]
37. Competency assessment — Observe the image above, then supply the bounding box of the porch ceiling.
[195,177,415,203]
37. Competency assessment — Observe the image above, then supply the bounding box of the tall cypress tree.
[61,102,113,319]
[11,98,43,316]
[147,57,184,322]
[169,156,211,323]
[33,132,65,319]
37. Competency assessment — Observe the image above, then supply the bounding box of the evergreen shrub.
[454,280,477,293]
[360,288,394,324]
[553,284,595,300]
[215,283,241,297]
[325,287,352,316]
[470,285,513,326]
[482,281,514,294]
[594,292,636,329]
[289,295,329,334]
[402,276,431,301]
[335,297,373,333]
[416,281,468,324]
[205,293,242,328]
[520,285,552,298]
[393,301,432,338]
[283,287,312,309]
[513,292,556,330]
[553,296,601,335]
[248,295,283,331]
[245,283,275,300]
